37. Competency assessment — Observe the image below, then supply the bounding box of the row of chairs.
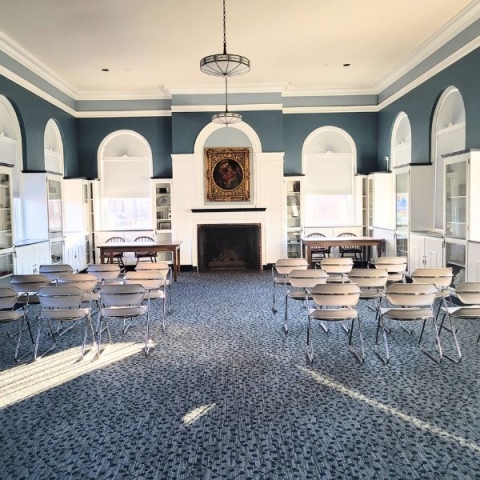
[2,261,172,361]
[273,257,477,364]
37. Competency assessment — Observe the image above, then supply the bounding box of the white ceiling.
[0,0,477,99]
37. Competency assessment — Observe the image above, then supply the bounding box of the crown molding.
[0,30,78,99]
[171,104,283,113]
[374,1,480,93]
[76,90,171,101]
[75,110,171,118]
[283,105,379,114]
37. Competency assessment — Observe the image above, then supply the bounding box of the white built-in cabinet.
[284,176,303,258]
[63,178,92,272]
[0,166,14,285]
[409,233,444,271]
[443,150,480,283]
[21,172,64,270]
[367,172,394,231]
[153,179,174,262]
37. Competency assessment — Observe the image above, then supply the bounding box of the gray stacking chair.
[373,256,408,285]
[284,268,328,334]
[438,282,480,363]
[97,283,151,356]
[10,274,50,320]
[319,257,353,283]
[0,287,32,362]
[348,268,388,322]
[124,270,167,331]
[39,264,74,283]
[271,258,308,314]
[375,283,440,364]
[135,261,172,311]
[307,283,363,363]
[35,285,95,359]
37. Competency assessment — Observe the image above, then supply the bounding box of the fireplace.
[197,223,262,271]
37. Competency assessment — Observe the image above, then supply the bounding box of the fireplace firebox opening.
[197,223,262,271]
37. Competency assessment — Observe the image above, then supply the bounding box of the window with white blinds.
[304,154,354,226]
[100,157,152,230]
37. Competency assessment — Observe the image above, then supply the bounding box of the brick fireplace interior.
[197,223,262,271]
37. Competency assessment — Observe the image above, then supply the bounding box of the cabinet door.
[424,236,444,269]
[409,234,425,272]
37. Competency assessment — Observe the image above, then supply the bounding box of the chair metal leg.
[373,315,390,364]
[284,294,289,333]
[437,313,462,363]
[418,317,443,363]
[306,313,315,363]
[348,318,365,363]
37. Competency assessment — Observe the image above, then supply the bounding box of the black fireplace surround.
[197,224,262,271]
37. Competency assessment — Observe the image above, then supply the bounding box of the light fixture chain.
[223,0,227,54]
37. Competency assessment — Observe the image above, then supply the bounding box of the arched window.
[98,130,153,230]
[302,127,356,226]
[44,119,64,174]
[431,87,466,230]
[391,112,412,169]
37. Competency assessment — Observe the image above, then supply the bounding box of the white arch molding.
[431,86,466,230]
[98,129,153,162]
[301,126,357,174]
[44,119,64,174]
[194,121,263,156]
[391,112,412,169]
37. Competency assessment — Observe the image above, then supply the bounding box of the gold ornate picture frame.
[205,147,251,202]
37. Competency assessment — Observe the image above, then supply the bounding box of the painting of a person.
[214,159,243,190]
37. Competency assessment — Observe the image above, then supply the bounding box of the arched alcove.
[431,86,466,230]
[44,119,64,175]
[98,130,153,230]
[391,112,412,169]
[301,127,357,226]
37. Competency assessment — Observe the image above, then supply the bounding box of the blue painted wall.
[0,74,77,173]
[283,113,378,175]
[76,116,172,179]
[377,48,480,169]
[172,110,283,154]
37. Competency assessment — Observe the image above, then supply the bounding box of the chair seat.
[0,310,24,323]
[442,305,480,318]
[40,308,90,322]
[380,307,433,320]
[309,307,358,321]
[101,305,147,318]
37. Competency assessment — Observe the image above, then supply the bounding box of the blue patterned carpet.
[1,270,480,480]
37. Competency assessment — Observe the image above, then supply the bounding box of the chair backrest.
[307,233,326,239]
[57,273,98,294]
[311,283,361,308]
[100,284,146,307]
[10,274,50,294]
[106,236,125,244]
[134,236,155,243]
[38,264,74,281]
[87,264,121,283]
[135,261,170,277]
[288,269,328,289]
[38,285,84,309]
[410,268,453,289]
[319,257,354,275]
[454,282,480,305]
[385,283,438,307]
[338,232,357,238]
[374,256,407,273]
[0,287,19,309]
[124,271,165,291]
[348,268,388,289]
[274,258,308,276]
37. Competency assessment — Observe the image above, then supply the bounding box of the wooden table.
[98,241,182,281]
[301,236,385,266]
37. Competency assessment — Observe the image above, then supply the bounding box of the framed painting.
[205,147,251,202]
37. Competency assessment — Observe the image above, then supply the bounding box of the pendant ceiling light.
[200,0,250,77]
[212,77,242,126]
